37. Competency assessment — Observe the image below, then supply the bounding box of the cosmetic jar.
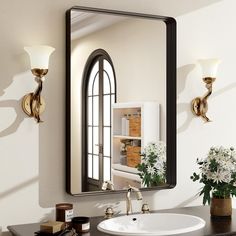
[56,203,73,223]
[72,216,90,233]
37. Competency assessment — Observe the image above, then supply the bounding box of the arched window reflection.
[82,49,116,191]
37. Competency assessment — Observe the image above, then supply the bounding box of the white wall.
[0,0,234,234]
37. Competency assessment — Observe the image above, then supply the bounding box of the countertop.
[7,206,236,236]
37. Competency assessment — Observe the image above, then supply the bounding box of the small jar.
[56,203,73,224]
[120,155,127,165]
[72,216,90,233]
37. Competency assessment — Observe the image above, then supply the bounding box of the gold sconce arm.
[191,77,215,122]
[22,69,48,123]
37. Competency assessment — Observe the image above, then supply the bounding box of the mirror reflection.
[67,8,173,195]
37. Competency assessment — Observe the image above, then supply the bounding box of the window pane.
[103,127,111,156]
[103,95,110,126]
[93,74,99,96]
[103,71,111,94]
[93,127,99,155]
[111,95,115,104]
[88,127,92,153]
[88,97,92,125]
[104,59,115,93]
[88,154,92,178]
[93,155,99,180]
[103,157,111,181]
[88,61,99,96]
[93,96,99,126]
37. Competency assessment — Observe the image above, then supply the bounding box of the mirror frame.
[66,6,176,196]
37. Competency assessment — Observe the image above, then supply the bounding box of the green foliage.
[137,142,166,187]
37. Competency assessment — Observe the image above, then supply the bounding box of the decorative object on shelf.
[127,145,141,168]
[137,141,166,187]
[22,45,55,123]
[120,140,127,165]
[191,58,221,122]
[121,114,127,135]
[191,146,236,217]
[129,113,141,137]
[127,146,141,168]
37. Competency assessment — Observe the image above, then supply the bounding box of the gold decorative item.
[210,197,232,217]
[141,203,150,214]
[104,207,114,219]
[191,58,221,122]
[23,45,55,123]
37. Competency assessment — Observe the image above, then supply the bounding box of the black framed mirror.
[66,6,176,196]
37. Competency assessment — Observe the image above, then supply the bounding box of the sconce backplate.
[22,93,45,117]
[191,97,209,122]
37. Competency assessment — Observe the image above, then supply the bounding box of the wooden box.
[126,146,141,168]
[129,116,141,137]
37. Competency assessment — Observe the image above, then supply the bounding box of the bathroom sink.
[97,213,205,236]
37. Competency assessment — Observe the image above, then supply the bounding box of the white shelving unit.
[111,102,160,189]
[113,135,142,140]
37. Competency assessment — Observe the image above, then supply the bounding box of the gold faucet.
[126,185,143,215]
[102,181,115,191]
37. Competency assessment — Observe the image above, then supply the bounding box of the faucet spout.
[131,185,143,200]
[126,188,132,215]
[126,185,143,215]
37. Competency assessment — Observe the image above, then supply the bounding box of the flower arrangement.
[191,146,236,205]
[137,141,166,187]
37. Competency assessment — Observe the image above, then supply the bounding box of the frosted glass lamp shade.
[24,45,55,69]
[198,58,221,78]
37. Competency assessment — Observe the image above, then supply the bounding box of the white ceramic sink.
[97,213,205,236]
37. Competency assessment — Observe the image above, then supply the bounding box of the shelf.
[112,102,160,187]
[111,169,141,182]
[113,135,141,140]
[112,163,139,174]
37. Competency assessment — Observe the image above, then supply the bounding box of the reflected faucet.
[102,181,115,191]
[126,185,143,215]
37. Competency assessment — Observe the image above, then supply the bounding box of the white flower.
[140,141,166,180]
[199,146,236,184]
[147,166,156,175]
[211,170,225,184]
[222,171,232,183]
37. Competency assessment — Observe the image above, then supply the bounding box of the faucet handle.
[104,207,114,219]
[141,203,150,214]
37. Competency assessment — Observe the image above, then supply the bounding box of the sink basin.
[97,213,205,236]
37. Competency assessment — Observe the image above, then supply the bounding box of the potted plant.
[137,142,166,187]
[191,146,236,217]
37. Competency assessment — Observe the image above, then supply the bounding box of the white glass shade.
[24,45,55,69]
[198,58,221,78]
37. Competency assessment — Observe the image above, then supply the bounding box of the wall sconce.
[191,58,221,122]
[22,45,55,123]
